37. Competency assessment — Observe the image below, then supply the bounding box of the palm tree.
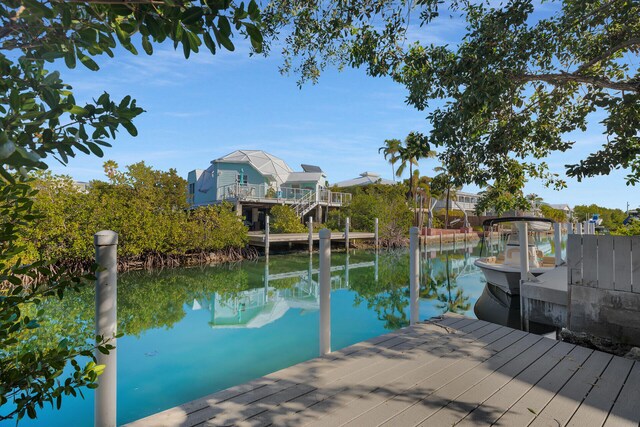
[395,132,435,201]
[378,139,402,182]
[431,165,460,229]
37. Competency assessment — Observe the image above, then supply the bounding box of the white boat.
[474,217,557,295]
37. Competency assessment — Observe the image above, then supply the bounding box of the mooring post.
[374,217,379,250]
[308,216,313,254]
[576,222,583,235]
[553,222,563,266]
[517,222,529,332]
[410,227,420,325]
[94,230,118,427]
[319,228,331,356]
[582,221,589,235]
[567,222,573,235]
[265,215,270,259]
[345,217,350,251]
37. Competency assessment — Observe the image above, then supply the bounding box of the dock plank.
[604,361,640,427]
[124,315,640,427]
[455,340,579,426]
[530,350,612,427]
[567,356,634,427]
[492,344,592,426]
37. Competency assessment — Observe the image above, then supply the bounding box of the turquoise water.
[11,242,491,426]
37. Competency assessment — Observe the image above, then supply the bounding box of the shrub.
[269,205,306,233]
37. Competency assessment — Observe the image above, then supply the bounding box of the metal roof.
[284,172,324,183]
[214,150,293,185]
[333,172,395,187]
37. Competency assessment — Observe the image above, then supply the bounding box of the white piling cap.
[319,228,331,239]
[94,230,118,246]
[410,226,420,235]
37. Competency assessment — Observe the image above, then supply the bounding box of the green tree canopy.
[264,0,640,190]
[1,0,263,420]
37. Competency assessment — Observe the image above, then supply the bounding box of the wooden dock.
[125,314,640,427]
[248,232,374,247]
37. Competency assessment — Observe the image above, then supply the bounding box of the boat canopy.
[482,216,554,231]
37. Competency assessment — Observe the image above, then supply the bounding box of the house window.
[189,183,195,194]
[237,173,248,185]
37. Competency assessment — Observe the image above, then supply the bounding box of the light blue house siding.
[215,162,269,197]
[188,162,269,206]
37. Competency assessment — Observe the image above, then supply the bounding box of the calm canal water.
[12,238,555,426]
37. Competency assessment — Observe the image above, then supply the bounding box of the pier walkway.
[126,313,640,427]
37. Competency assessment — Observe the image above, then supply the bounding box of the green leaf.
[64,51,77,69]
[121,121,138,137]
[86,142,104,157]
[77,51,100,71]
[142,36,153,55]
[203,32,216,54]
[181,7,204,25]
[213,27,235,52]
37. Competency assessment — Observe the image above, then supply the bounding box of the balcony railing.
[218,183,352,206]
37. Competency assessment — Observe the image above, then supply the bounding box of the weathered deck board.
[125,315,639,427]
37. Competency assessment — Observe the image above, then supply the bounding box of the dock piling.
[517,222,529,331]
[265,216,270,259]
[319,228,331,355]
[410,227,420,325]
[345,217,350,251]
[374,218,379,250]
[94,230,118,427]
[308,216,313,253]
[554,222,563,266]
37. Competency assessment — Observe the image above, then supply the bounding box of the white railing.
[217,184,352,208]
[218,183,313,202]
[279,186,313,201]
[318,189,352,205]
[293,190,317,217]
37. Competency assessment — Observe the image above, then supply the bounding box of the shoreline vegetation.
[8,163,255,280]
[12,163,633,282]
[9,166,421,280]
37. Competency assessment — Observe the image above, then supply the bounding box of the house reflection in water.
[187,255,375,329]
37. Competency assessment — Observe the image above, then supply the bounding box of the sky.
[48,6,635,211]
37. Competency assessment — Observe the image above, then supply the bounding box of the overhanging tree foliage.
[263,0,640,191]
[1,0,263,421]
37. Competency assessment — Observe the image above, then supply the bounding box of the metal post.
[319,228,331,356]
[345,217,350,251]
[265,215,270,259]
[374,217,379,250]
[94,230,118,427]
[308,216,313,254]
[553,222,563,266]
[517,222,529,331]
[410,227,420,325]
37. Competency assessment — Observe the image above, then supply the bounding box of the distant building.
[187,150,350,229]
[333,171,395,187]
[434,191,481,215]
[546,203,572,214]
[73,181,90,192]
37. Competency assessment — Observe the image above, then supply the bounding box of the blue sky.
[49,7,635,211]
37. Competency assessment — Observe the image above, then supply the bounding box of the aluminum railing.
[318,189,352,205]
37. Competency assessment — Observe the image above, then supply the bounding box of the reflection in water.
[18,237,564,427]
